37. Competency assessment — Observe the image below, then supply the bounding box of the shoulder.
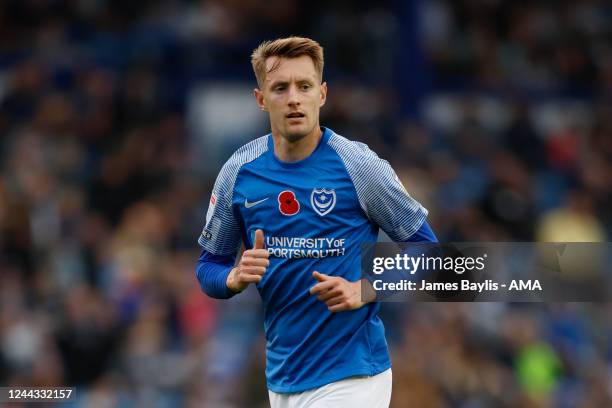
[223,135,269,171]
[327,132,378,162]
[326,131,388,176]
[212,135,269,199]
[217,135,269,180]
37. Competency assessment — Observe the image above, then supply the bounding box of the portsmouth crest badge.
[310,188,336,216]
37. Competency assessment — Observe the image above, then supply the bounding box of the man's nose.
[287,84,300,106]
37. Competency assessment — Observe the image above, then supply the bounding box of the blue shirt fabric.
[196,250,236,299]
[197,127,431,393]
[195,219,437,299]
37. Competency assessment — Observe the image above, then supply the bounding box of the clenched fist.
[226,229,270,292]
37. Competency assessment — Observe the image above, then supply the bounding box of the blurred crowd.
[0,0,610,407]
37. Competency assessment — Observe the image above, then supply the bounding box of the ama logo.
[310,189,336,216]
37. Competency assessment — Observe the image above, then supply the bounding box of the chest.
[232,163,363,235]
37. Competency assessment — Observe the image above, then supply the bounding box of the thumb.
[253,229,265,249]
[313,271,330,282]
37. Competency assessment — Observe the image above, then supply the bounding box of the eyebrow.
[268,78,315,88]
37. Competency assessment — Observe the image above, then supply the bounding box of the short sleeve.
[198,162,242,256]
[329,135,428,241]
[197,135,269,255]
[360,152,428,241]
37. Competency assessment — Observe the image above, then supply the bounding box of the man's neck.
[272,126,323,162]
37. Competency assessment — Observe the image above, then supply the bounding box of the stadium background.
[0,0,610,406]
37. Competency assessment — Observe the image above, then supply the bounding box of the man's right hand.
[226,229,269,293]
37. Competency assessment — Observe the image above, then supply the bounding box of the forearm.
[364,221,438,302]
[404,220,438,243]
[195,249,237,299]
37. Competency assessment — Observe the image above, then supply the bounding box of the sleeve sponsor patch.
[205,193,217,225]
[201,229,213,240]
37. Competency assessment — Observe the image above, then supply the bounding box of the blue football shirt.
[198,127,428,393]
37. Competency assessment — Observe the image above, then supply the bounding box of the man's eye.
[275,86,286,92]
[301,84,311,90]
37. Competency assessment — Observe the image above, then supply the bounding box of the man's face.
[255,55,327,143]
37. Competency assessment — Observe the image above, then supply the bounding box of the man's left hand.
[309,271,372,312]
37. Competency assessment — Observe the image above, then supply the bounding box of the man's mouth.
[286,112,305,119]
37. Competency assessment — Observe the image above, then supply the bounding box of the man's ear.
[320,82,327,107]
[254,88,266,111]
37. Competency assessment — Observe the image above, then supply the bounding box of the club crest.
[310,189,336,216]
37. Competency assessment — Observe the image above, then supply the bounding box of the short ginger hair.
[251,36,324,88]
